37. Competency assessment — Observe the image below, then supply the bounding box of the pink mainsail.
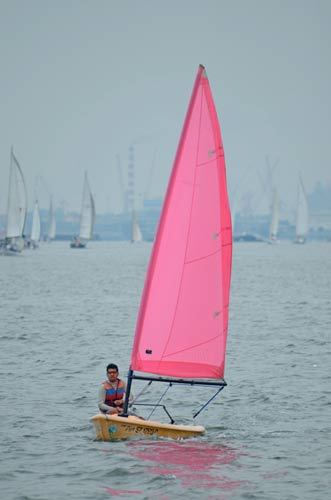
[131,65,232,380]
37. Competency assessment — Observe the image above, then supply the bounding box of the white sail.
[269,189,279,241]
[31,200,41,243]
[47,198,56,240]
[79,172,95,241]
[131,210,143,243]
[295,175,309,243]
[6,149,27,239]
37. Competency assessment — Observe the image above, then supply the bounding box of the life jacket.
[102,379,125,412]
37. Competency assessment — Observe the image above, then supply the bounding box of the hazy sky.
[0,0,330,216]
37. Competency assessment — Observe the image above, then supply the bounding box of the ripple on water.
[1,242,331,499]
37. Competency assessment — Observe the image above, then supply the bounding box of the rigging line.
[193,386,225,419]
[146,383,172,421]
[129,380,152,406]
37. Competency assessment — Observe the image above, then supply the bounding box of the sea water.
[0,241,330,500]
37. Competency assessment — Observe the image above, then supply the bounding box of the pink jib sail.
[131,65,232,379]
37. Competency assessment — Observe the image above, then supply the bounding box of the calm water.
[0,241,330,500]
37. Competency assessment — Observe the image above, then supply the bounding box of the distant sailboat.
[47,198,56,241]
[91,64,232,440]
[1,148,27,254]
[30,200,41,249]
[294,175,309,244]
[131,210,143,243]
[268,189,279,242]
[71,172,95,248]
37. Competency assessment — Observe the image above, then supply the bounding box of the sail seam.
[185,247,221,265]
[163,332,224,358]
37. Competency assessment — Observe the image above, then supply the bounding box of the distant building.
[309,212,331,230]
[143,197,163,210]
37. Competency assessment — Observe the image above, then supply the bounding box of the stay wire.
[146,383,172,420]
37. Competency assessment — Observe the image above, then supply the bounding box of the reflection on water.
[132,441,244,490]
[128,439,238,466]
[101,486,142,497]
[101,439,246,498]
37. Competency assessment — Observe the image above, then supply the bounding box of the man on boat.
[98,363,132,415]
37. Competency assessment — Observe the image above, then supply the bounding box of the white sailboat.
[131,209,143,243]
[268,189,279,242]
[294,175,309,244]
[1,148,27,254]
[47,198,56,241]
[71,172,95,248]
[30,200,41,249]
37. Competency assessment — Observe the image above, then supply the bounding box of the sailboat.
[47,197,56,241]
[91,65,232,440]
[268,189,279,242]
[131,209,143,243]
[70,172,95,248]
[294,175,309,244]
[1,148,27,255]
[30,200,41,249]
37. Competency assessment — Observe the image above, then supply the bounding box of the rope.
[129,380,152,406]
[146,383,172,420]
[193,386,225,419]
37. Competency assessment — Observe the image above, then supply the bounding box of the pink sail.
[131,65,232,380]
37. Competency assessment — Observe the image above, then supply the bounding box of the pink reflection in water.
[127,440,247,495]
[101,486,142,497]
[149,464,247,490]
[128,440,238,468]
[263,471,289,479]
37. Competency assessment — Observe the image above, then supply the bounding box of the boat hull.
[0,238,24,255]
[70,241,86,248]
[90,414,205,441]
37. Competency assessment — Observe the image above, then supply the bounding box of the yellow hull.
[90,414,205,441]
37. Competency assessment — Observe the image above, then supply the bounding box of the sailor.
[98,363,131,415]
